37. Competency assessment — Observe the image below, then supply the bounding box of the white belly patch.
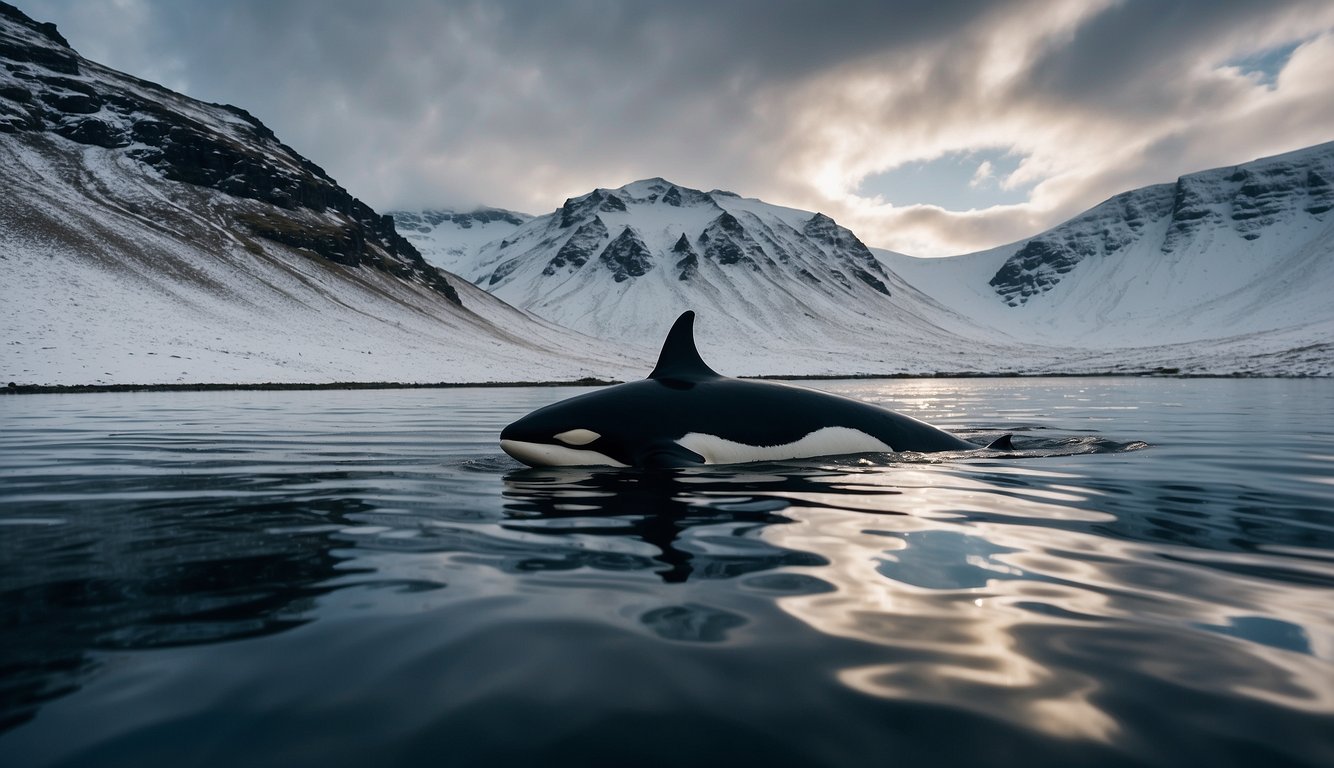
[500,439,627,468]
[676,426,894,465]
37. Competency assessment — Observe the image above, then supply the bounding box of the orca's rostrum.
[501,311,1009,468]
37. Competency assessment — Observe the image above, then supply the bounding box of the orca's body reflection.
[500,463,900,583]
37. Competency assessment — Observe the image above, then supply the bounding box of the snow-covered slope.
[444,178,1036,375]
[390,207,531,272]
[0,3,640,386]
[5,0,1326,383]
[884,142,1334,374]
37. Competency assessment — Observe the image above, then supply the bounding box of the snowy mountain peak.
[989,141,1334,306]
[3,2,644,386]
[467,178,894,291]
[883,140,1334,372]
[423,178,989,369]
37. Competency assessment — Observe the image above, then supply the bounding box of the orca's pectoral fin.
[639,441,707,469]
[985,434,1015,451]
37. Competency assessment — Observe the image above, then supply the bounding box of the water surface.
[1,378,1332,767]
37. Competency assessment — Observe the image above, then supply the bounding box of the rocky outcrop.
[558,189,628,228]
[672,233,698,281]
[393,208,529,233]
[989,185,1173,306]
[544,217,608,276]
[599,226,653,282]
[466,177,910,313]
[804,213,891,295]
[0,1,458,304]
[989,144,1334,306]
[699,211,764,268]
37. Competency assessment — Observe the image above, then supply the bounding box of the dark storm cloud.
[22,0,1334,255]
[1023,0,1332,113]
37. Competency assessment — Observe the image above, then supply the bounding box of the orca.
[500,311,1007,468]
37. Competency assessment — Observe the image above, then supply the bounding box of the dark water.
[1,378,1332,767]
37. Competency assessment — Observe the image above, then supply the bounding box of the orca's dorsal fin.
[648,311,721,382]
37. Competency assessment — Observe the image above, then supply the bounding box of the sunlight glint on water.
[1,378,1332,767]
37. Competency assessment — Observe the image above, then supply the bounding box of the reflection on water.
[1,380,1333,766]
[501,465,883,582]
[0,496,373,731]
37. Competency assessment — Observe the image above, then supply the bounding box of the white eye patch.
[554,428,601,446]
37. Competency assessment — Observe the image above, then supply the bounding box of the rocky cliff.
[0,1,457,303]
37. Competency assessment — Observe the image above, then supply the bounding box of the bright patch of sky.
[856,149,1034,211]
[1225,40,1302,87]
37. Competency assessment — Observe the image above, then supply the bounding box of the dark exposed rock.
[41,90,99,113]
[803,212,845,246]
[0,3,68,46]
[988,186,1174,305]
[37,74,95,96]
[699,212,741,262]
[557,188,633,228]
[544,217,607,276]
[698,211,764,269]
[487,256,523,286]
[390,207,530,235]
[54,116,126,147]
[0,2,78,75]
[599,226,653,282]
[1228,164,1309,241]
[0,91,38,130]
[0,2,460,305]
[1307,169,1333,215]
[559,189,604,228]
[662,186,683,207]
[672,233,698,281]
[803,212,890,291]
[989,240,1085,305]
[714,210,745,237]
[0,82,30,102]
[989,149,1334,304]
[558,197,584,229]
[1161,176,1225,253]
[852,267,890,296]
[985,144,1334,309]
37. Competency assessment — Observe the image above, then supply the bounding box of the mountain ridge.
[0,1,460,304]
[0,2,642,386]
[886,140,1334,366]
[398,144,1334,376]
[399,177,1031,376]
[984,141,1334,307]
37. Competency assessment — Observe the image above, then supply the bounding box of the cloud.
[969,160,995,189]
[23,0,1334,256]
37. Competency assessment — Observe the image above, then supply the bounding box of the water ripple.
[1,381,1332,766]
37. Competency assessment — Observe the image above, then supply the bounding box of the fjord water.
[1,379,1332,767]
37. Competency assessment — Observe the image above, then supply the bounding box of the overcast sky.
[25,0,1334,256]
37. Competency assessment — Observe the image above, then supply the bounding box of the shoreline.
[3,369,1325,395]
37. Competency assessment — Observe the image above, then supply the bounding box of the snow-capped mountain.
[884,141,1334,373]
[0,3,639,386]
[439,178,1028,375]
[5,0,1328,384]
[408,158,1334,375]
[390,207,531,272]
